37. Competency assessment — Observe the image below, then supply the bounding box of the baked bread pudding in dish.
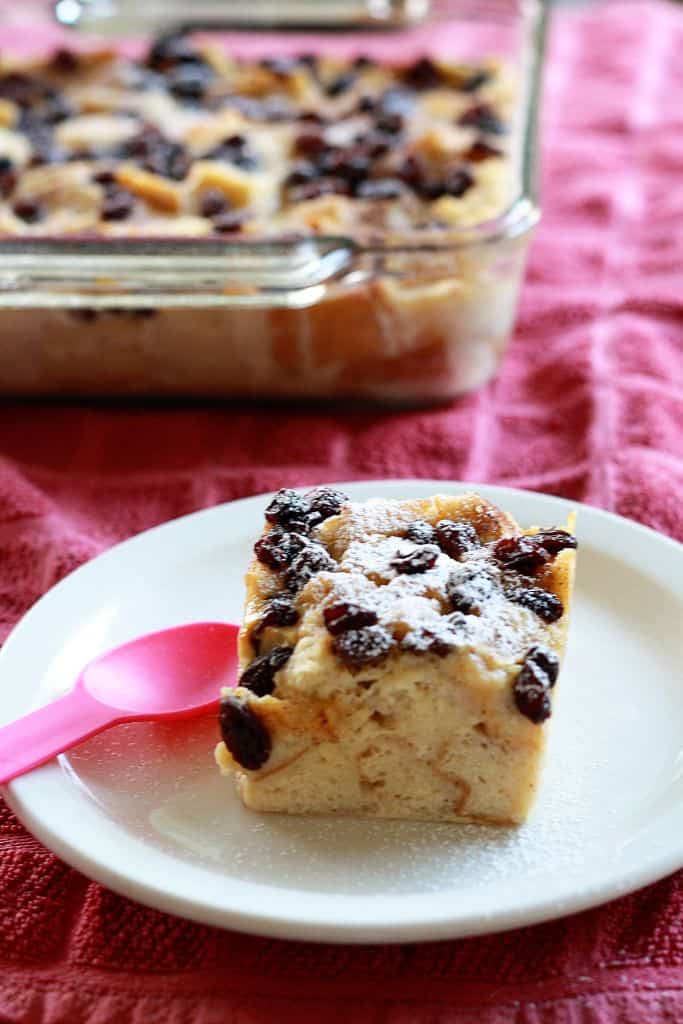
[215,489,577,825]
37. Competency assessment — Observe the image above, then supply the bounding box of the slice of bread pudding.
[215,489,577,825]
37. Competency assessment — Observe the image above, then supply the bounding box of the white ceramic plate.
[1,480,682,944]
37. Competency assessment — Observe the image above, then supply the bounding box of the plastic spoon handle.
[0,689,117,785]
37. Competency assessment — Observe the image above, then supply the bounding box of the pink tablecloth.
[2,2,683,1021]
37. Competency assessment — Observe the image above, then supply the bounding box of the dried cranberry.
[458,103,506,135]
[13,199,44,224]
[326,72,356,97]
[252,597,299,644]
[446,566,497,614]
[239,645,293,697]
[101,187,135,221]
[526,644,560,687]
[403,57,442,90]
[493,535,551,576]
[435,520,480,560]
[333,625,394,670]
[404,521,437,545]
[212,212,246,233]
[199,189,229,218]
[508,586,564,624]
[265,489,312,530]
[295,131,328,158]
[306,486,347,520]
[285,544,336,592]
[355,178,404,200]
[534,530,578,555]
[513,660,552,724]
[374,112,403,135]
[464,140,503,162]
[391,544,440,575]
[219,695,271,769]
[253,527,308,570]
[323,602,378,635]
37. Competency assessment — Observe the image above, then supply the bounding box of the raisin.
[401,628,453,657]
[493,535,551,576]
[295,131,328,158]
[435,519,480,559]
[464,140,503,162]
[404,521,436,545]
[142,141,192,180]
[526,644,560,687]
[51,48,80,73]
[534,530,578,555]
[397,154,424,189]
[0,157,16,198]
[199,189,229,218]
[323,602,378,635]
[458,103,506,135]
[357,95,375,114]
[374,112,403,135]
[252,597,299,645]
[13,199,44,224]
[167,63,213,101]
[446,566,497,614]
[285,544,336,592]
[289,178,351,202]
[327,72,356,97]
[306,486,347,520]
[444,169,474,197]
[460,69,492,92]
[508,586,564,624]
[212,212,246,233]
[147,32,201,71]
[91,168,116,185]
[513,660,552,724]
[265,489,314,530]
[403,57,442,90]
[219,695,271,769]
[353,55,374,70]
[355,178,404,200]
[333,625,394,670]
[101,187,135,221]
[239,645,293,697]
[297,110,326,124]
[253,527,307,570]
[320,148,371,187]
[284,160,318,187]
[390,544,440,574]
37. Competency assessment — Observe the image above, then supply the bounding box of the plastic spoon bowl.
[0,621,239,786]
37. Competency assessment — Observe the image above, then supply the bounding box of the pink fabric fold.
[1,2,683,1021]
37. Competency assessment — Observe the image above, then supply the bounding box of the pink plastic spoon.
[0,621,239,786]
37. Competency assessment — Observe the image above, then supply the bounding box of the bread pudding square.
[216,489,577,825]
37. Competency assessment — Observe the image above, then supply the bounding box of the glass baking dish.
[0,0,546,402]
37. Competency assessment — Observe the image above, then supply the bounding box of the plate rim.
[2,479,683,944]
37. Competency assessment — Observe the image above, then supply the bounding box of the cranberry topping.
[239,644,293,697]
[253,527,308,570]
[390,544,440,575]
[435,519,480,560]
[333,625,394,670]
[458,103,506,135]
[285,544,336,592]
[513,659,552,724]
[464,140,503,162]
[402,57,442,90]
[508,586,564,624]
[305,486,347,520]
[219,695,271,769]
[404,520,437,545]
[199,188,229,218]
[446,566,497,615]
[526,644,560,687]
[101,187,135,221]
[13,199,44,224]
[323,602,378,635]
[356,178,404,200]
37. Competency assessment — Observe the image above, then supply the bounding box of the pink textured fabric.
[2,2,683,1021]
